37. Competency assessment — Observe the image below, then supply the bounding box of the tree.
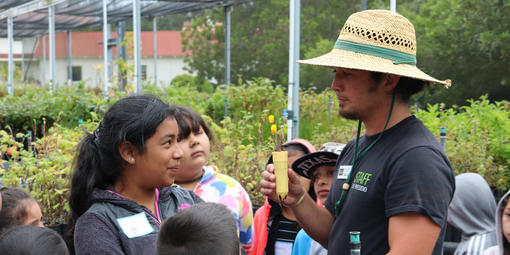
[181,0,360,89]
[400,0,510,106]
[300,38,335,91]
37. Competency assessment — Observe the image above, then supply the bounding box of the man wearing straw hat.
[260,10,455,255]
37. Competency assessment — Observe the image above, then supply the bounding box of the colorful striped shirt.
[193,165,254,253]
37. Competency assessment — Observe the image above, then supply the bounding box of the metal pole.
[116,21,127,90]
[103,0,109,94]
[292,0,300,139]
[107,23,113,87]
[328,97,332,121]
[287,0,295,141]
[67,30,72,85]
[48,5,56,92]
[153,16,158,85]
[390,0,396,12]
[21,38,25,82]
[362,0,367,10]
[224,5,231,117]
[42,35,46,85]
[7,17,14,96]
[133,0,142,94]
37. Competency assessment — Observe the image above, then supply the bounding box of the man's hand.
[260,164,305,206]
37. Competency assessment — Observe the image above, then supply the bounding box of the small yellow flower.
[271,124,277,134]
[268,115,275,124]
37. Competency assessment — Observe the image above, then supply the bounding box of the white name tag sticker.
[337,165,352,179]
[117,212,154,238]
[274,241,293,255]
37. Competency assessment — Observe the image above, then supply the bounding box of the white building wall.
[26,56,187,88]
[131,56,187,87]
[0,38,22,55]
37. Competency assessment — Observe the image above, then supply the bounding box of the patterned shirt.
[193,165,254,253]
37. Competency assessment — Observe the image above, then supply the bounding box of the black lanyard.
[334,92,396,218]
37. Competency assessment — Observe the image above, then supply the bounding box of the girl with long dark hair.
[69,95,201,255]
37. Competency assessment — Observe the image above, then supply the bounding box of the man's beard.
[339,108,360,120]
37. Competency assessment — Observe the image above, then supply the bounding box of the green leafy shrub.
[0,85,114,135]
[416,95,510,197]
[1,82,509,221]
[0,121,96,224]
[170,74,214,93]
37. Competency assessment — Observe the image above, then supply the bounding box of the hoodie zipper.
[107,189,162,227]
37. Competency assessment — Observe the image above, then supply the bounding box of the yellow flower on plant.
[271,124,277,134]
[268,115,274,124]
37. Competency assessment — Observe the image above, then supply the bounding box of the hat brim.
[298,48,451,88]
[292,151,339,179]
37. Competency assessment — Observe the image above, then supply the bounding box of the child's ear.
[119,142,136,165]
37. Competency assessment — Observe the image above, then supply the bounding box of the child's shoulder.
[205,165,242,185]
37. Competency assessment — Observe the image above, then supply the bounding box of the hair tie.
[93,122,103,146]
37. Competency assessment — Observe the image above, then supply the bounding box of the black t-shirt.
[324,116,455,255]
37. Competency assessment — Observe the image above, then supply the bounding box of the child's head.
[281,139,316,167]
[501,194,510,249]
[0,225,69,255]
[0,187,43,232]
[157,202,239,255]
[71,95,182,219]
[292,142,345,204]
[173,106,213,183]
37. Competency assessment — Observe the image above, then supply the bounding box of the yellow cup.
[272,151,288,201]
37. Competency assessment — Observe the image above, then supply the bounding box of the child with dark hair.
[157,202,240,255]
[291,142,345,255]
[0,187,43,233]
[0,225,69,255]
[251,139,317,255]
[69,95,201,255]
[484,190,510,255]
[172,106,254,253]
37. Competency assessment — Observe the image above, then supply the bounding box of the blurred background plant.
[0,81,508,223]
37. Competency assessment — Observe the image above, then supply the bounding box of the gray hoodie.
[74,186,201,255]
[448,173,498,255]
[484,190,510,255]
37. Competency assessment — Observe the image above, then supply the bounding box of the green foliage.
[300,38,336,91]
[401,0,510,106]
[0,121,97,224]
[208,78,286,124]
[1,82,508,220]
[299,89,357,145]
[0,62,22,84]
[0,85,114,135]
[181,0,359,88]
[170,74,214,93]
[415,96,510,195]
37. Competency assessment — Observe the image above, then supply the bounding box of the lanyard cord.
[334,92,396,218]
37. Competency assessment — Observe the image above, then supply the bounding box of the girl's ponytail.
[70,133,102,221]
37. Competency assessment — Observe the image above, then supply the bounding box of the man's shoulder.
[384,116,443,153]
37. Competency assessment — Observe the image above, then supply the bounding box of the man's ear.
[383,74,400,92]
[119,142,136,165]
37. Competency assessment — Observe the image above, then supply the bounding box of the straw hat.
[298,10,451,87]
